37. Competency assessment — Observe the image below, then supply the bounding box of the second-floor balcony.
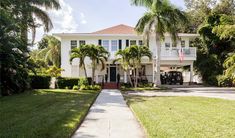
[109,47,197,61]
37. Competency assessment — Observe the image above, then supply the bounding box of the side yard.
[0,89,99,138]
[126,96,235,138]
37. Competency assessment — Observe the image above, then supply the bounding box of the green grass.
[121,86,168,91]
[127,96,235,138]
[0,89,99,138]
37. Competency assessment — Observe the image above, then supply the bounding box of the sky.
[34,0,185,42]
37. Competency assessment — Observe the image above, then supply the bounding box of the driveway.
[127,87,235,100]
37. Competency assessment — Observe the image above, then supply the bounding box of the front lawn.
[0,89,99,138]
[127,96,235,138]
[121,86,168,92]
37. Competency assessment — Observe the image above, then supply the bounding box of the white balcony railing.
[109,47,197,61]
[154,47,197,60]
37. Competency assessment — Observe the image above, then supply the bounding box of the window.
[126,39,129,47]
[71,40,77,49]
[102,40,109,51]
[79,40,86,46]
[111,40,118,51]
[139,40,143,46]
[181,40,185,47]
[130,40,136,46]
[165,43,170,48]
[118,40,122,50]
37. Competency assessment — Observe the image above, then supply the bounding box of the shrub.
[121,83,132,88]
[72,85,79,90]
[57,77,79,89]
[79,85,101,90]
[78,78,89,87]
[217,75,234,87]
[87,77,93,85]
[30,75,51,89]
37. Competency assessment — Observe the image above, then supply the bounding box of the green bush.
[217,75,234,87]
[79,85,101,90]
[78,78,89,87]
[57,77,79,89]
[72,85,79,90]
[121,83,132,88]
[30,75,51,89]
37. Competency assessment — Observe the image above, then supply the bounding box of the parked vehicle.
[161,71,183,85]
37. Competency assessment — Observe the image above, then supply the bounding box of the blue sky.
[35,0,185,41]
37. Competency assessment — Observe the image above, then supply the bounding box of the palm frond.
[31,6,53,32]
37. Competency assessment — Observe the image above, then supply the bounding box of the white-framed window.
[111,40,118,51]
[165,42,170,48]
[138,40,143,46]
[130,40,136,46]
[79,40,86,46]
[71,40,77,49]
[181,40,185,47]
[102,40,109,51]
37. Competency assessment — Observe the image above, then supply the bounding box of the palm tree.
[18,0,61,46]
[127,45,152,87]
[132,0,187,85]
[114,48,134,87]
[86,44,109,85]
[70,45,89,78]
[37,36,61,67]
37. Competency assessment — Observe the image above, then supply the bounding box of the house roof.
[53,24,200,37]
[91,24,136,34]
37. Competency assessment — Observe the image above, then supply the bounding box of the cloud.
[80,12,87,24]
[32,0,80,44]
[49,0,78,33]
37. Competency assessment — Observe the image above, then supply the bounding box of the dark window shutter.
[118,40,122,50]
[126,39,129,47]
[98,39,102,45]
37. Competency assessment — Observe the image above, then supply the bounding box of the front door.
[110,67,116,82]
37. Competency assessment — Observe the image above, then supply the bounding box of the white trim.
[53,33,199,38]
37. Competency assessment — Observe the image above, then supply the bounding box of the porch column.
[190,63,193,84]
[152,60,155,83]
[124,71,127,83]
[96,75,99,83]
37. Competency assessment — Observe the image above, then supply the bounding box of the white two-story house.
[54,24,198,84]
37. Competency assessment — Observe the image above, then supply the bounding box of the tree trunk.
[134,68,137,88]
[83,65,87,78]
[127,69,133,87]
[135,68,139,88]
[155,33,161,86]
[91,61,95,86]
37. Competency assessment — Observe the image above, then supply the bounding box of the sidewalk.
[72,89,145,138]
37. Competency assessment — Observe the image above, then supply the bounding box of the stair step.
[102,83,120,89]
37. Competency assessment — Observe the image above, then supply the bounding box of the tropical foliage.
[132,0,187,85]
[37,35,61,67]
[70,45,89,77]
[0,0,61,96]
[115,45,152,87]
[70,44,109,85]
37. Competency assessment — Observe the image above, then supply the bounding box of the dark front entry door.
[110,67,116,82]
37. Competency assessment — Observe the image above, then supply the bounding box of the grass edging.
[124,95,148,138]
[69,90,101,137]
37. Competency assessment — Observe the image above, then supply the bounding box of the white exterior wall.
[57,34,197,79]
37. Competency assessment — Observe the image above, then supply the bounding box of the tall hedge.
[57,77,79,89]
[30,75,51,89]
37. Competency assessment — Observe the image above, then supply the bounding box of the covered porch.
[95,61,195,84]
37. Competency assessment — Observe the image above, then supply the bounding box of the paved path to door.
[72,89,145,138]
[128,87,235,100]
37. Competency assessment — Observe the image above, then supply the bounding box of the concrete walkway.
[128,87,235,100]
[72,89,145,138]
